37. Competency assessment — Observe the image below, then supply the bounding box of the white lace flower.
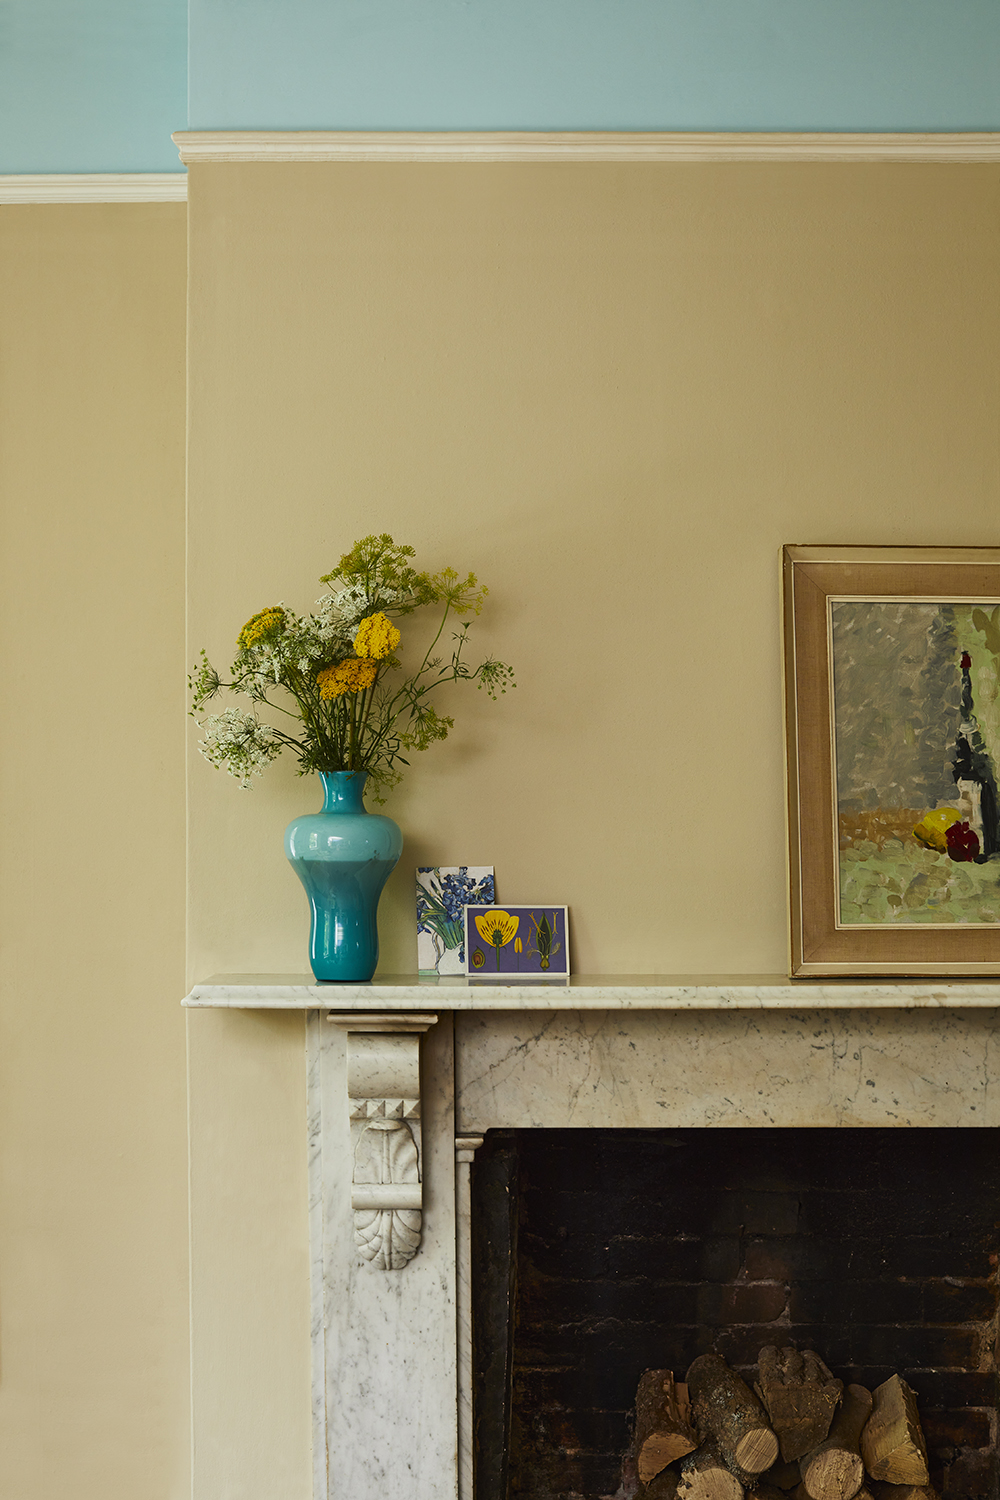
[318,580,408,631]
[198,708,283,788]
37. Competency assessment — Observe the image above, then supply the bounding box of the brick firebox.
[472,1129,1000,1500]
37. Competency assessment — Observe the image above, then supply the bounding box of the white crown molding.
[173,130,1000,164]
[0,173,187,203]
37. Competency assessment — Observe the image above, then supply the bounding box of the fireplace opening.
[470,1129,1000,1500]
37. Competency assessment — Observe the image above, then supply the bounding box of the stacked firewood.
[628,1347,936,1500]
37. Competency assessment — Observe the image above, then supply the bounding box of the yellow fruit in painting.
[913,807,962,852]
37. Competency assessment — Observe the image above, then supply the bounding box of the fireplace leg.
[309,1012,459,1500]
[456,1135,485,1500]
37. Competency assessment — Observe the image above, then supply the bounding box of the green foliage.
[190,534,515,796]
[189,650,223,714]
[319,534,424,608]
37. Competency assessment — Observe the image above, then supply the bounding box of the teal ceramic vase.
[285,771,402,983]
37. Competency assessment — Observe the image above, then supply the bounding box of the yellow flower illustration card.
[463,905,570,978]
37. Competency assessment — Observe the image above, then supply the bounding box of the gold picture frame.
[783,544,1000,977]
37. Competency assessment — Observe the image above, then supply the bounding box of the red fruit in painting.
[945,820,980,862]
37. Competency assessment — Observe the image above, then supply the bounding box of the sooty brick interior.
[470,1129,999,1500]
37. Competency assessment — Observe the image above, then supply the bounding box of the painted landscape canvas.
[464,906,570,977]
[832,599,1000,926]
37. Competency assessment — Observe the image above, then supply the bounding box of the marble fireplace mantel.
[183,976,1000,1500]
[183,973,1000,1010]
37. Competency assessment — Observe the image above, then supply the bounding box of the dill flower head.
[237,606,286,651]
[316,658,378,700]
[354,612,401,661]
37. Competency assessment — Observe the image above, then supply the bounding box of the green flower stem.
[355,673,380,757]
[414,600,453,678]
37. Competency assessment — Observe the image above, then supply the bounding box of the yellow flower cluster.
[237,606,286,650]
[316,658,378,700]
[354,611,401,660]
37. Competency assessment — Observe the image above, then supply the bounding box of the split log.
[636,1370,698,1482]
[768,1460,803,1491]
[687,1354,779,1480]
[755,1346,843,1462]
[870,1486,939,1500]
[859,1377,930,1487]
[677,1448,744,1500]
[799,1383,872,1500]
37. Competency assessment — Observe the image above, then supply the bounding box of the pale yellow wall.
[186,1004,312,1499]
[186,162,1000,1494]
[0,205,189,1498]
[188,162,1000,979]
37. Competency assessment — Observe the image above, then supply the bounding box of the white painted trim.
[0,173,187,203]
[173,130,1000,164]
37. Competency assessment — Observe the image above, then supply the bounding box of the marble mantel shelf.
[182,973,1000,1010]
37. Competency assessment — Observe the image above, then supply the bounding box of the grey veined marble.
[309,1015,459,1500]
[185,973,1000,1010]
[455,1008,1000,1130]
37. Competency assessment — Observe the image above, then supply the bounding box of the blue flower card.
[464,905,570,978]
[416,867,495,975]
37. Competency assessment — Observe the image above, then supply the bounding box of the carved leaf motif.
[354,1208,422,1269]
[354,1118,420,1187]
[353,1119,422,1269]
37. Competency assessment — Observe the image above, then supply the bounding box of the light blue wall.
[0,0,186,173]
[4,1,1000,174]
[190,0,1000,132]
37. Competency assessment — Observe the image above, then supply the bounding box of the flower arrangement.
[190,534,514,795]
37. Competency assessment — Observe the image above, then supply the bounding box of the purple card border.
[463,904,570,979]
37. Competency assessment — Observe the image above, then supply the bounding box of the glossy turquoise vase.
[285,771,402,983]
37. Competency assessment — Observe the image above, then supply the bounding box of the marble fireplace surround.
[183,976,1000,1500]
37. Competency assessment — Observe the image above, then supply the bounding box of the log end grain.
[677,1448,744,1500]
[734,1426,779,1475]
[636,1370,698,1483]
[639,1432,700,1484]
[800,1445,864,1500]
[687,1353,777,1480]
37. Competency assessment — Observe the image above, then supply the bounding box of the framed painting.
[783,545,1000,976]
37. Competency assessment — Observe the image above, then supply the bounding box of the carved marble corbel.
[325,1013,438,1270]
